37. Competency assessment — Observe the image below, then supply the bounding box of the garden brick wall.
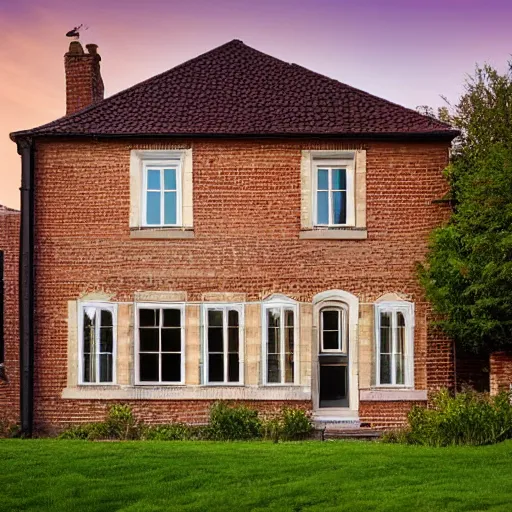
[489,352,512,395]
[0,209,20,425]
[29,137,453,431]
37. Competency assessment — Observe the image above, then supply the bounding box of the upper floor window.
[313,159,355,227]
[203,304,244,385]
[262,295,299,385]
[375,302,414,387]
[136,304,185,384]
[143,162,181,227]
[79,302,117,385]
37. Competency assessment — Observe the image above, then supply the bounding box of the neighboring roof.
[11,39,458,140]
[0,204,19,215]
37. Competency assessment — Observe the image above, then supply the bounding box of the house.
[0,205,19,426]
[6,39,467,435]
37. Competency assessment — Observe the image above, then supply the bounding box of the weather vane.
[66,24,89,40]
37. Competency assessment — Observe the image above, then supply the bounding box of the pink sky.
[1,0,511,208]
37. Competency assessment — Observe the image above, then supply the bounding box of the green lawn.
[1,439,512,511]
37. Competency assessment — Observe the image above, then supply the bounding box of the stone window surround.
[64,290,424,402]
[129,149,193,239]
[300,150,367,240]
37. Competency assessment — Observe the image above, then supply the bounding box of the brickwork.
[489,352,512,395]
[27,137,452,430]
[0,209,20,425]
[359,401,423,430]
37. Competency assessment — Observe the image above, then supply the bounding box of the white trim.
[360,389,426,401]
[78,301,117,386]
[135,302,186,385]
[374,301,415,388]
[261,295,300,386]
[202,303,245,386]
[312,157,355,228]
[142,159,183,227]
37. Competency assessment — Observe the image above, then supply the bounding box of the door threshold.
[313,408,359,422]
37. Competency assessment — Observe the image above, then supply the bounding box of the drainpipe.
[17,137,34,437]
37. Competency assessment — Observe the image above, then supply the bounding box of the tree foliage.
[420,62,512,353]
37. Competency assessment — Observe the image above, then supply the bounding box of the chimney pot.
[68,41,84,55]
[86,44,98,56]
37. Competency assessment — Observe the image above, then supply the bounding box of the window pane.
[139,353,159,382]
[161,328,181,352]
[267,354,280,383]
[332,169,346,190]
[322,310,338,330]
[100,326,113,353]
[147,169,161,190]
[146,191,161,225]
[83,312,94,354]
[285,326,294,353]
[140,309,159,327]
[163,309,181,328]
[323,331,339,350]
[164,168,177,190]
[317,191,329,224]
[317,169,329,190]
[397,312,406,354]
[162,353,181,382]
[228,310,239,328]
[209,354,224,382]
[139,328,159,352]
[228,327,239,352]
[99,353,113,382]
[380,312,392,353]
[284,354,294,383]
[164,192,177,225]
[83,353,94,383]
[380,354,391,384]
[267,309,280,328]
[268,327,279,354]
[228,353,239,382]
[332,191,347,224]
[208,310,223,327]
[285,310,294,328]
[208,327,223,353]
[100,310,113,327]
[395,354,405,385]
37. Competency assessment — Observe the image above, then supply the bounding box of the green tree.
[420,62,512,353]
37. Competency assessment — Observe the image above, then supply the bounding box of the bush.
[208,402,262,440]
[261,408,313,441]
[385,388,512,447]
[59,422,111,441]
[142,423,192,441]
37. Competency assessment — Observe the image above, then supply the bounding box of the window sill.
[130,228,194,239]
[359,389,427,402]
[62,385,310,401]
[299,228,367,240]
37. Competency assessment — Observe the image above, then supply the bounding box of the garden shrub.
[261,408,313,441]
[142,423,192,441]
[207,401,262,440]
[385,388,512,447]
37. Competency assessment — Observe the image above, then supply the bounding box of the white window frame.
[320,306,348,354]
[135,302,185,385]
[261,294,299,386]
[375,301,415,388]
[78,302,117,386]
[142,158,183,227]
[202,304,245,386]
[312,158,355,227]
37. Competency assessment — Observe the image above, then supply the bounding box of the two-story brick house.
[8,39,460,435]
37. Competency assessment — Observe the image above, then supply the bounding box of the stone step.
[323,428,382,441]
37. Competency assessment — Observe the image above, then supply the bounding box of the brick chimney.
[65,41,104,115]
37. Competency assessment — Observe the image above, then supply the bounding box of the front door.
[318,308,349,408]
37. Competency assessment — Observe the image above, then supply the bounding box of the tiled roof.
[0,205,19,214]
[11,40,457,139]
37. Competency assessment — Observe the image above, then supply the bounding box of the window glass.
[322,309,341,351]
[144,165,179,226]
[81,305,114,384]
[138,307,182,383]
[205,307,242,384]
[315,165,351,226]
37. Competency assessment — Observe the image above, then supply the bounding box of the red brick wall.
[0,210,20,425]
[360,401,423,430]
[31,137,452,430]
[490,352,512,395]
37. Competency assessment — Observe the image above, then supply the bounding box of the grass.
[1,439,512,511]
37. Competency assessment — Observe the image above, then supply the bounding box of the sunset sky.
[1,0,511,208]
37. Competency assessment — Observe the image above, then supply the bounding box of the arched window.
[261,294,299,385]
[375,301,414,387]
